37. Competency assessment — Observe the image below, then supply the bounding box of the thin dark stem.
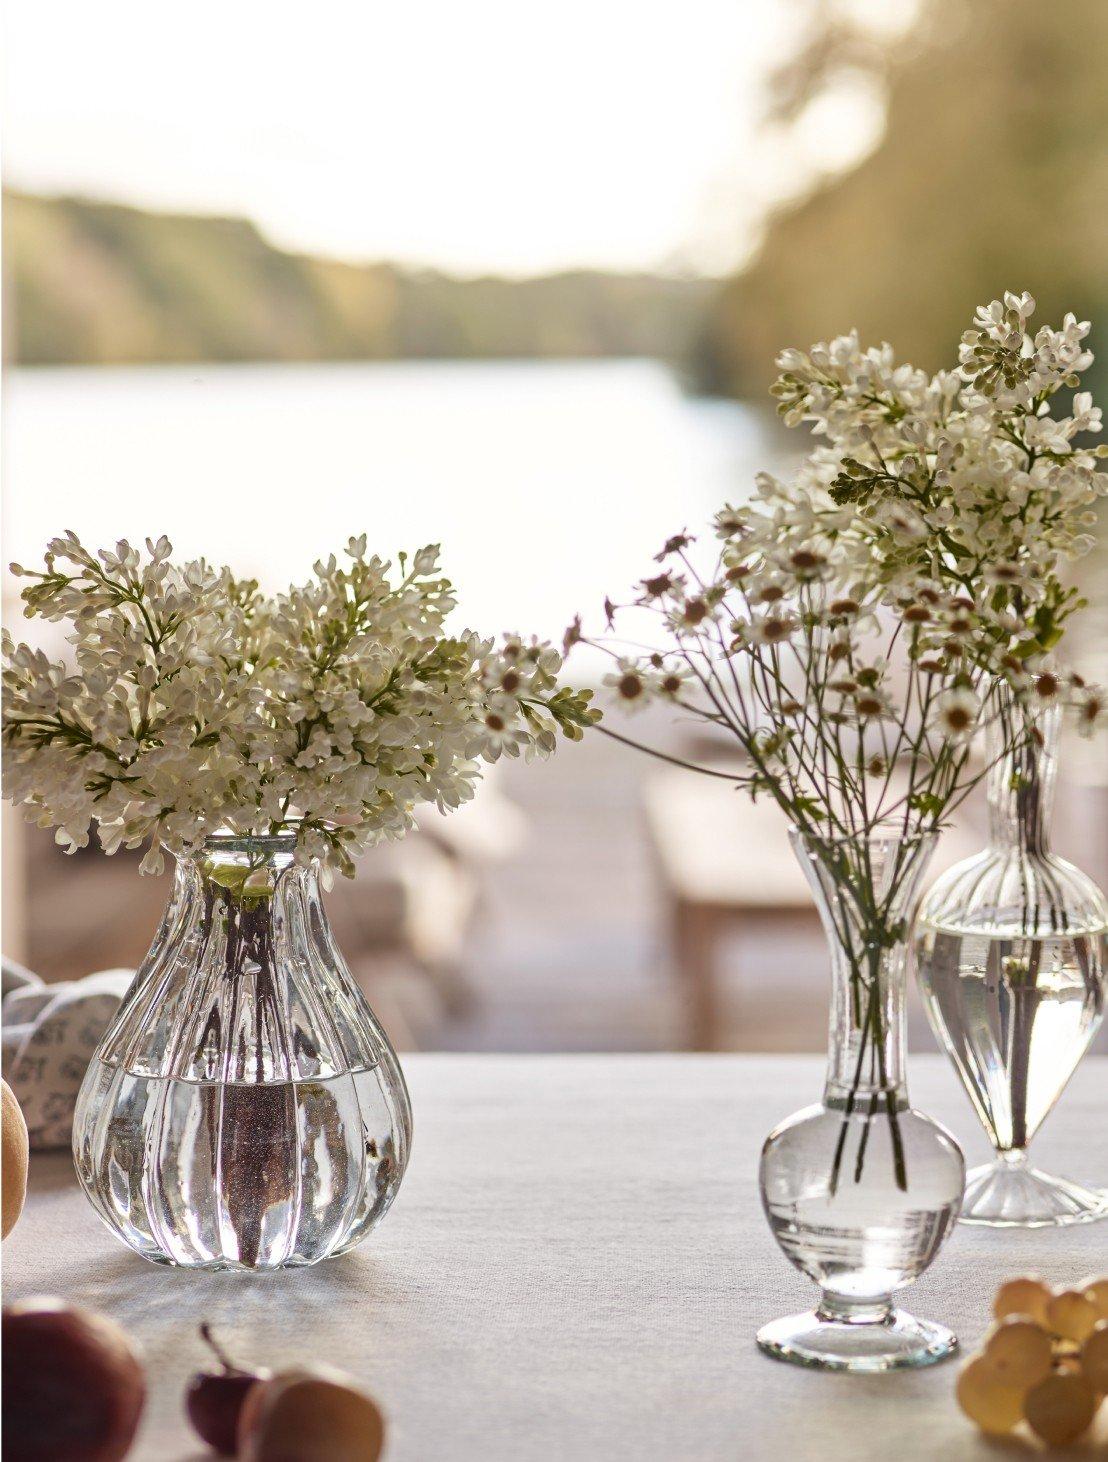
[591,723,747,782]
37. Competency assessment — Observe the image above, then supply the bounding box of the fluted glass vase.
[758,828,965,1371]
[916,691,1108,1227]
[73,833,412,1270]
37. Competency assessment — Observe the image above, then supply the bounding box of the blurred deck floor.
[438,709,1108,1056]
[439,724,925,1054]
[438,704,1108,1052]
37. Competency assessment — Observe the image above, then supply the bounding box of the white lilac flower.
[3,536,598,875]
[1070,392,1102,435]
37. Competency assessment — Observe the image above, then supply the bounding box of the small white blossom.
[937,688,979,740]
[602,658,653,713]
[1070,684,1106,738]
[748,611,800,646]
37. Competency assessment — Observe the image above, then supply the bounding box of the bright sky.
[2,0,892,277]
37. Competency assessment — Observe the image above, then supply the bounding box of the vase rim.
[199,828,300,850]
[788,822,938,850]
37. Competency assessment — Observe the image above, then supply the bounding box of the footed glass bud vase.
[916,693,1108,1227]
[759,828,965,1372]
[73,834,412,1270]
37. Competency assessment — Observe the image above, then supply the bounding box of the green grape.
[956,1356,1024,1435]
[993,1275,1051,1327]
[1046,1290,1100,1344]
[1079,1275,1108,1322]
[1024,1372,1097,1447]
[1080,1321,1108,1393]
[984,1318,1053,1390]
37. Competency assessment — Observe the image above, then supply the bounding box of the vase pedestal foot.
[756,1301,958,1372]
[961,1156,1108,1228]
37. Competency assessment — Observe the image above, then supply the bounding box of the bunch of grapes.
[957,1273,1108,1447]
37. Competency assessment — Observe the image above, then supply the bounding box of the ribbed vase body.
[73,836,412,1270]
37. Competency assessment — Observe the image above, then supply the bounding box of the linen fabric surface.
[6,1054,1107,1460]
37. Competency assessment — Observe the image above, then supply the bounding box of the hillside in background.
[3,191,714,367]
[7,0,1106,392]
[698,0,1108,400]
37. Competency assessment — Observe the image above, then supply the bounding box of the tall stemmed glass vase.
[73,833,413,1270]
[758,829,965,1372]
[916,692,1108,1226]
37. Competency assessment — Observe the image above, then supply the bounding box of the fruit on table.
[982,1317,1054,1389]
[2,1078,29,1237]
[1045,1288,1100,1344]
[2,1298,145,1462]
[185,1324,270,1456]
[992,1274,1051,1327]
[958,1273,1108,1445]
[238,1367,386,1462]
[1024,1372,1098,1447]
[1080,1275,1108,1322]
[955,1356,1025,1435]
[1082,1322,1108,1392]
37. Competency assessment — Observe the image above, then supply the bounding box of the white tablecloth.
[6,1055,1108,1460]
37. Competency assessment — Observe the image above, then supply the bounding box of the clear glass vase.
[758,828,965,1372]
[72,833,413,1270]
[916,692,1108,1227]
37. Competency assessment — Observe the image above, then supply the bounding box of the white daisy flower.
[602,658,653,714]
[937,688,979,739]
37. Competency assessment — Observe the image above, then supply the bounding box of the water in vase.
[75,1059,406,1270]
[72,835,414,1269]
[915,689,1108,1227]
[916,927,1107,1154]
[762,1104,963,1304]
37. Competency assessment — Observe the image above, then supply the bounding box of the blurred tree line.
[695,0,1107,679]
[699,0,1108,401]
[5,0,1104,398]
[3,191,712,367]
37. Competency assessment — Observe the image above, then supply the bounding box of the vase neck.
[791,830,936,1104]
[823,944,908,1104]
[986,688,1058,855]
[187,834,309,903]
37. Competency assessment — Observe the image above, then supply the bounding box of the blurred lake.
[2,359,776,659]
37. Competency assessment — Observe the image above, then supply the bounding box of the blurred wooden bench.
[643,768,981,1051]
